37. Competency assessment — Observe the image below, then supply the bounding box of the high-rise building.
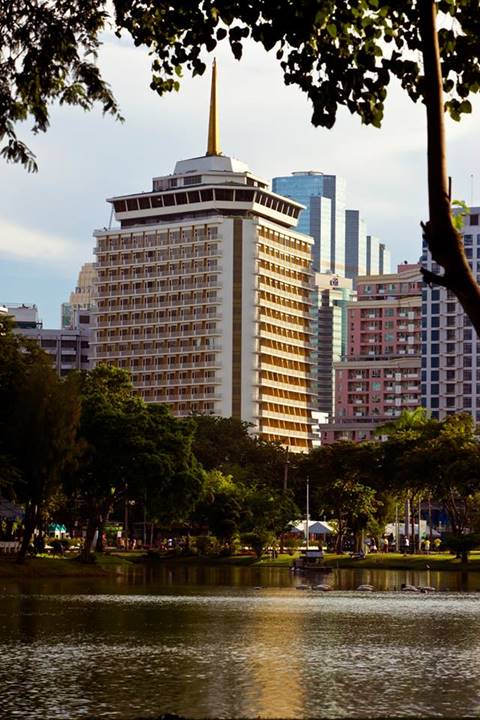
[315,273,355,419]
[272,171,346,275]
[91,64,316,450]
[272,171,388,287]
[61,261,97,328]
[345,209,367,282]
[421,207,480,420]
[379,243,391,275]
[319,263,422,443]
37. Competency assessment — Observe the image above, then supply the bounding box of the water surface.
[2,566,480,718]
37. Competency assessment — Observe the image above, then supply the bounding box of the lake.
[2,565,480,718]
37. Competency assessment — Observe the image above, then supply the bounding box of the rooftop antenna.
[206,59,221,156]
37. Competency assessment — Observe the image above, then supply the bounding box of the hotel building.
[91,64,316,450]
[320,263,422,443]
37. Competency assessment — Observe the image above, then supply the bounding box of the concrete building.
[91,63,316,450]
[345,209,367,283]
[61,261,97,328]
[5,303,92,375]
[379,242,391,275]
[421,207,480,420]
[315,273,355,419]
[272,171,346,275]
[5,303,41,329]
[320,263,422,443]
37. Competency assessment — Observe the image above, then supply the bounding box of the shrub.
[240,530,274,560]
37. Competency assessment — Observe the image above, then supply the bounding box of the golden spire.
[206,59,221,156]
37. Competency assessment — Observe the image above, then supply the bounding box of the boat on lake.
[292,549,332,573]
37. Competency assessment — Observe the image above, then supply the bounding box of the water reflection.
[2,568,480,718]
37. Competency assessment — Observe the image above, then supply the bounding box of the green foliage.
[0,1,122,171]
[5,2,479,170]
[451,199,470,230]
[0,317,81,559]
[442,533,480,562]
[193,535,219,556]
[191,415,287,489]
[299,441,382,549]
[240,530,273,560]
[112,1,480,130]
[70,364,203,560]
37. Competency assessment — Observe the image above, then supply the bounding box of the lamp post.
[305,476,310,552]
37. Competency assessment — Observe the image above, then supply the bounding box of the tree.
[300,442,381,552]
[3,2,480,328]
[191,415,287,490]
[399,413,480,559]
[70,365,203,561]
[190,469,243,550]
[0,316,81,561]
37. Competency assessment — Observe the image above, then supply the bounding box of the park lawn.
[322,551,480,571]
[0,552,135,578]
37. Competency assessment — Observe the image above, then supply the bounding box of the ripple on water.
[1,590,480,718]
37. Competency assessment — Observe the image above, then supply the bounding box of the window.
[469,214,479,226]
[215,188,234,202]
[183,175,201,186]
[200,189,214,202]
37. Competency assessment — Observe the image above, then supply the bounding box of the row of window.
[113,188,300,219]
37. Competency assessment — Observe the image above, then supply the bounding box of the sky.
[1,33,480,328]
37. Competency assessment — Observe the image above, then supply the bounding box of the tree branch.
[420,267,450,288]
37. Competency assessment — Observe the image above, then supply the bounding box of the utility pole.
[305,476,310,552]
[283,446,289,492]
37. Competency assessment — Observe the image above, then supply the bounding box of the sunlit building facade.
[320,263,422,443]
[92,65,316,450]
[421,207,480,420]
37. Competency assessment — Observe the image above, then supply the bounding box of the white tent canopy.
[291,520,335,536]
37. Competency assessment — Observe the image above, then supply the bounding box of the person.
[425,538,430,554]
[383,537,389,553]
[404,536,410,554]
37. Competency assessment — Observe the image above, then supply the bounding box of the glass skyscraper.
[272,171,346,275]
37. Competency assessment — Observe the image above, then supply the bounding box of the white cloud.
[0,218,84,265]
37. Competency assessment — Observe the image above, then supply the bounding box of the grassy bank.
[3,550,480,578]
[145,550,480,572]
[0,553,136,578]
[322,551,480,571]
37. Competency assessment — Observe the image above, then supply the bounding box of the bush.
[240,530,274,560]
[193,535,218,556]
[443,533,480,562]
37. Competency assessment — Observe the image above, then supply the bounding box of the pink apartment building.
[320,263,422,443]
